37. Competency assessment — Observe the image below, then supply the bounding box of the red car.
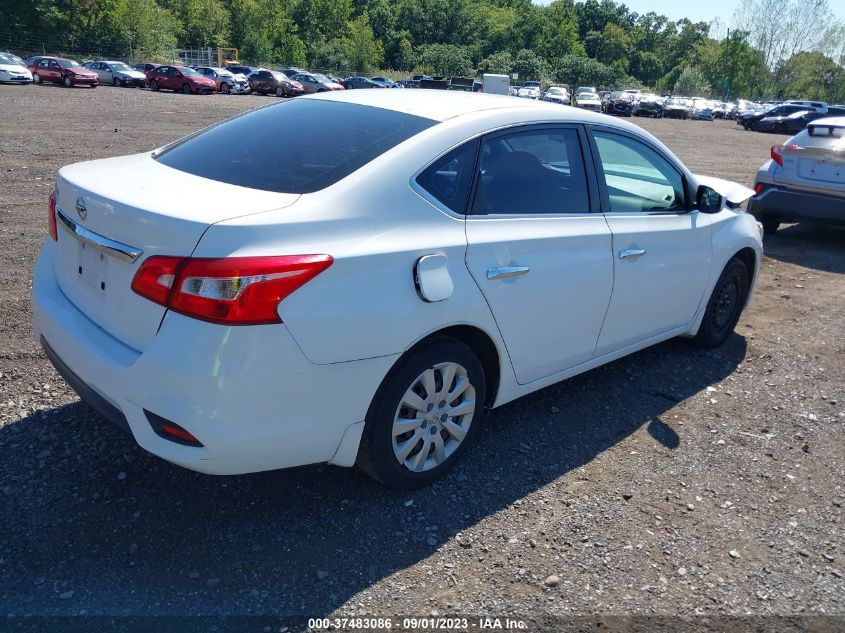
[147,65,215,94]
[28,56,99,88]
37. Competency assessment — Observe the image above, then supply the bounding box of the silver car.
[84,60,146,87]
[748,116,845,235]
[195,66,251,94]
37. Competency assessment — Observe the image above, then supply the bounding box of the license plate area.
[799,158,845,183]
[77,241,110,293]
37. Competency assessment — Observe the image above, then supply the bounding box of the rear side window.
[416,139,479,213]
[155,100,435,193]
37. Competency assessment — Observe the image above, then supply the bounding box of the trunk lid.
[774,120,845,192]
[53,152,299,351]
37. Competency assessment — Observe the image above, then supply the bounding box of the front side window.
[472,128,590,215]
[592,131,685,213]
[416,139,479,213]
[155,99,435,194]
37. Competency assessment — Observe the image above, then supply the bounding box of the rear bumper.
[748,185,845,225]
[31,242,395,475]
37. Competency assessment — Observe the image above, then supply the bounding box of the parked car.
[195,67,251,94]
[224,64,259,78]
[664,97,692,119]
[84,60,146,87]
[749,116,845,235]
[753,109,824,134]
[516,81,541,99]
[28,56,98,87]
[574,91,602,111]
[34,91,761,489]
[279,67,307,79]
[575,86,597,96]
[738,104,809,130]
[690,98,714,121]
[133,62,160,74]
[370,76,397,88]
[342,76,382,89]
[633,94,664,118]
[542,86,570,105]
[289,72,344,93]
[602,91,634,116]
[147,65,215,94]
[0,51,33,83]
[248,69,303,97]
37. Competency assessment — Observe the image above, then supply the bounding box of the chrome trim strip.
[56,207,143,263]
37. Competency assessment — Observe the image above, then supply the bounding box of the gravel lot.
[0,84,843,629]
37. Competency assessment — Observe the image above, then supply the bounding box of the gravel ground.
[0,84,843,629]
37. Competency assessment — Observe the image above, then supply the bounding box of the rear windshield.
[155,99,436,193]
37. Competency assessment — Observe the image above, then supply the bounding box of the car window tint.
[416,139,479,213]
[155,100,436,194]
[593,131,685,213]
[472,128,590,214]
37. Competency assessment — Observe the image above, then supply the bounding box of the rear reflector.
[770,145,784,167]
[48,190,58,241]
[131,254,333,325]
[754,182,764,195]
[144,410,203,447]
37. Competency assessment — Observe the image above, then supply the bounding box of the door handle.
[619,248,647,260]
[487,266,530,280]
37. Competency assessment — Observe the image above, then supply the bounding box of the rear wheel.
[357,337,486,490]
[182,83,191,94]
[694,258,750,348]
[149,79,158,91]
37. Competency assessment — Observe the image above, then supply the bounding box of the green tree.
[167,0,230,47]
[775,51,844,102]
[343,12,384,72]
[478,51,513,75]
[673,65,711,96]
[512,48,548,82]
[419,43,473,76]
[310,40,350,70]
[554,54,618,87]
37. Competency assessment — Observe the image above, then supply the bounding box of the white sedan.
[0,51,33,83]
[33,91,762,489]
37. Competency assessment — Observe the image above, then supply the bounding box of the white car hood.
[695,175,754,205]
[117,70,146,79]
[0,64,31,74]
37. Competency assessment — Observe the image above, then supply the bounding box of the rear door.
[587,127,711,356]
[463,125,614,384]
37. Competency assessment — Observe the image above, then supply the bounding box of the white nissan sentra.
[32,90,763,489]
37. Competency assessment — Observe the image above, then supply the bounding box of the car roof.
[309,89,617,123]
[810,116,845,127]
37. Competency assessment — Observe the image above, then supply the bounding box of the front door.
[588,128,712,356]
[464,125,614,384]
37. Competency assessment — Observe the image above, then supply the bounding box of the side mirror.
[697,185,725,214]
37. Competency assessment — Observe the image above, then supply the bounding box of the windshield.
[0,52,24,65]
[313,73,330,82]
[110,62,132,72]
[271,71,286,81]
[155,100,436,194]
[547,88,565,95]
[178,67,199,77]
[523,82,540,88]
[58,59,82,69]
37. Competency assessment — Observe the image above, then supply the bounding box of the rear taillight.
[771,145,784,167]
[131,254,333,325]
[48,190,58,241]
[754,182,764,195]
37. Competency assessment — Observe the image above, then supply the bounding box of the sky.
[535,0,845,26]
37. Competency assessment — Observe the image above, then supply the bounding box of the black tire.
[182,83,191,94]
[694,258,750,348]
[33,73,42,84]
[113,77,120,87]
[275,86,284,97]
[221,82,230,94]
[63,75,73,87]
[357,336,486,490]
[761,217,780,236]
[149,79,158,91]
